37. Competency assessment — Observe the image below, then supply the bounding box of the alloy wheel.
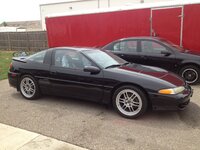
[20,77,36,98]
[116,89,142,117]
[182,68,198,84]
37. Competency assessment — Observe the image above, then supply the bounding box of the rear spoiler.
[12,57,27,63]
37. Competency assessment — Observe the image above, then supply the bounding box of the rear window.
[159,38,184,51]
[27,50,47,63]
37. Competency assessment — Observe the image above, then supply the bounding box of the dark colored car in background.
[8,47,192,118]
[102,37,200,84]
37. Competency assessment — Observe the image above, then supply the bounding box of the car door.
[49,49,104,102]
[105,40,141,64]
[25,50,52,94]
[138,39,177,71]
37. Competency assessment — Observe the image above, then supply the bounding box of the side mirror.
[161,51,171,56]
[84,66,100,74]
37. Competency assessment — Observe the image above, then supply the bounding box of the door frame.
[150,6,184,47]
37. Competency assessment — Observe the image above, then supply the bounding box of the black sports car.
[102,37,200,84]
[8,47,192,118]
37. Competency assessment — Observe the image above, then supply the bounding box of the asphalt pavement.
[0,123,87,150]
[0,79,200,150]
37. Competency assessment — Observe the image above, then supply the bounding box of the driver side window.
[141,41,168,53]
[113,40,137,52]
[54,50,94,70]
[113,43,120,51]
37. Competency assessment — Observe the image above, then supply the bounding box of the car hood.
[183,50,200,55]
[115,63,184,86]
[180,50,200,60]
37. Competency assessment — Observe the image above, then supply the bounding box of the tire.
[179,65,200,85]
[19,75,40,100]
[112,85,148,119]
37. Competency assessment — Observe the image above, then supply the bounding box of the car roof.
[49,36,165,51]
[102,36,166,48]
[50,46,100,52]
[118,36,163,41]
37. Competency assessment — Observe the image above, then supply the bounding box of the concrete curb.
[0,123,88,150]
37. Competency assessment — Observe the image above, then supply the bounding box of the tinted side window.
[113,43,120,51]
[54,50,93,69]
[113,40,137,52]
[141,41,167,53]
[121,40,137,52]
[28,51,46,63]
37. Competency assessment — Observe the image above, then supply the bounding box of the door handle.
[140,56,147,59]
[50,71,57,75]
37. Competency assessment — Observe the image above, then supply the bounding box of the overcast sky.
[1,0,198,23]
[0,0,68,23]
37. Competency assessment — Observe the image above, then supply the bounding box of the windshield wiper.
[105,64,121,69]
[105,62,130,69]
[122,62,129,66]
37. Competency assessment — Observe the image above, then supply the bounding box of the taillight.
[9,63,13,70]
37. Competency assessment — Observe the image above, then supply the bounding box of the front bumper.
[8,71,20,90]
[149,85,193,110]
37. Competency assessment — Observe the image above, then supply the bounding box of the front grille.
[179,100,190,109]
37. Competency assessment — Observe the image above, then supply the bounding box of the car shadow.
[11,92,200,130]
[135,102,200,129]
[177,102,200,128]
[11,92,113,116]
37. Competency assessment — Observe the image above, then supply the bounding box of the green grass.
[0,51,13,80]
[0,51,36,80]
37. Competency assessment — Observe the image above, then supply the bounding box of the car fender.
[180,60,200,68]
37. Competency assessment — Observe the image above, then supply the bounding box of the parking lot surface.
[0,79,200,150]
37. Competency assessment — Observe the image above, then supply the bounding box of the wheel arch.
[111,82,151,107]
[178,63,200,84]
[18,73,40,100]
[178,62,200,73]
[17,73,37,91]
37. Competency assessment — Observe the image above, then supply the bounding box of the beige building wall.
[40,0,174,30]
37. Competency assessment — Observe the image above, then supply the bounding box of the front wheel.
[19,75,40,100]
[179,65,200,85]
[113,86,148,119]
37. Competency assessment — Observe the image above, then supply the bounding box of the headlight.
[158,86,185,95]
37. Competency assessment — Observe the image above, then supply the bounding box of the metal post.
[108,0,110,7]
[7,32,11,50]
[98,0,100,8]
[180,6,184,47]
[26,31,30,51]
[150,9,153,36]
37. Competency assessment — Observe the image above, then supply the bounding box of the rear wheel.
[113,86,147,119]
[19,75,40,100]
[179,65,200,84]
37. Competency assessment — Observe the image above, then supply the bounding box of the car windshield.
[83,50,127,68]
[159,38,185,51]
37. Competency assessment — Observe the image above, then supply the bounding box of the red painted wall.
[46,9,151,48]
[46,4,200,52]
[183,4,200,52]
[152,7,182,46]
